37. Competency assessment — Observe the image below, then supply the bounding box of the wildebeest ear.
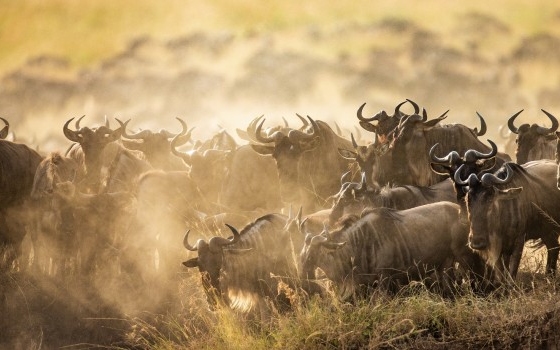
[497,186,523,200]
[236,128,251,141]
[0,126,8,139]
[359,121,377,133]
[338,148,357,160]
[250,144,275,155]
[182,258,199,268]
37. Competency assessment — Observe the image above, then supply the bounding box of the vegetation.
[118,252,560,349]
[1,0,560,75]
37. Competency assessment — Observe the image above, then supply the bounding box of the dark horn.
[350,133,358,149]
[406,99,420,115]
[63,117,81,142]
[394,100,408,117]
[480,163,514,187]
[357,103,374,122]
[474,112,487,136]
[507,110,524,134]
[429,143,460,165]
[296,113,310,128]
[467,139,498,160]
[172,117,193,146]
[537,109,559,135]
[183,230,198,251]
[0,117,8,139]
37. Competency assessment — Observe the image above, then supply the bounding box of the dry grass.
[2,0,560,76]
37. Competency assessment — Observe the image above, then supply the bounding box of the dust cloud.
[1,11,560,348]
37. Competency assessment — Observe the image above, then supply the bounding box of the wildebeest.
[182,213,304,312]
[453,160,560,280]
[63,116,124,193]
[429,139,502,202]
[356,99,420,144]
[300,202,485,298]
[328,175,456,225]
[250,115,354,212]
[116,117,191,170]
[507,109,558,164]
[0,134,44,269]
[30,153,80,274]
[388,110,509,187]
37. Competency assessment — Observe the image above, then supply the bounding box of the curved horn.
[104,115,110,128]
[208,224,241,253]
[63,117,81,142]
[246,115,265,139]
[183,230,198,251]
[0,117,9,139]
[429,143,460,165]
[507,110,524,134]
[422,108,428,122]
[357,103,375,122]
[172,117,194,146]
[282,116,289,128]
[463,139,498,162]
[405,99,420,115]
[119,121,153,140]
[474,112,487,136]
[536,109,559,135]
[170,134,193,165]
[350,133,358,149]
[74,115,86,130]
[254,118,276,144]
[480,163,514,187]
[394,100,408,117]
[296,113,310,129]
[453,164,474,186]
[289,116,319,143]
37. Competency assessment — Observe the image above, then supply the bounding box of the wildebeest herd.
[2,101,560,318]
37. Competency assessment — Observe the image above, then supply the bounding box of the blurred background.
[1,0,560,150]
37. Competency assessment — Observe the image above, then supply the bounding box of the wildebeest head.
[299,226,347,281]
[117,117,192,170]
[390,108,449,186]
[250,115,321,204]
[429,139,498,202]
[508,109,558,164]
[357,99,420,144]
[63,116,124,180]
[453,163,521,260]
[0,117,9,139]
[182,226,244,310]
[31,152,80,200]
[338,133,386,189]
[329,173,370,225]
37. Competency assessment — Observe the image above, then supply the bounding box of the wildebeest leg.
[540,230,560,275]
[507,234,526,282]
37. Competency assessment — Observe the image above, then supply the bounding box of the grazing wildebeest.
[454,160,560,281]
[116,117,191,170]
[182,213,304,312]
[251,116,354,212]
[507,109,558,164]
[300,202,485,298]
[63,116,124,193]
[0,134,43,269]
[388,110,509,187]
